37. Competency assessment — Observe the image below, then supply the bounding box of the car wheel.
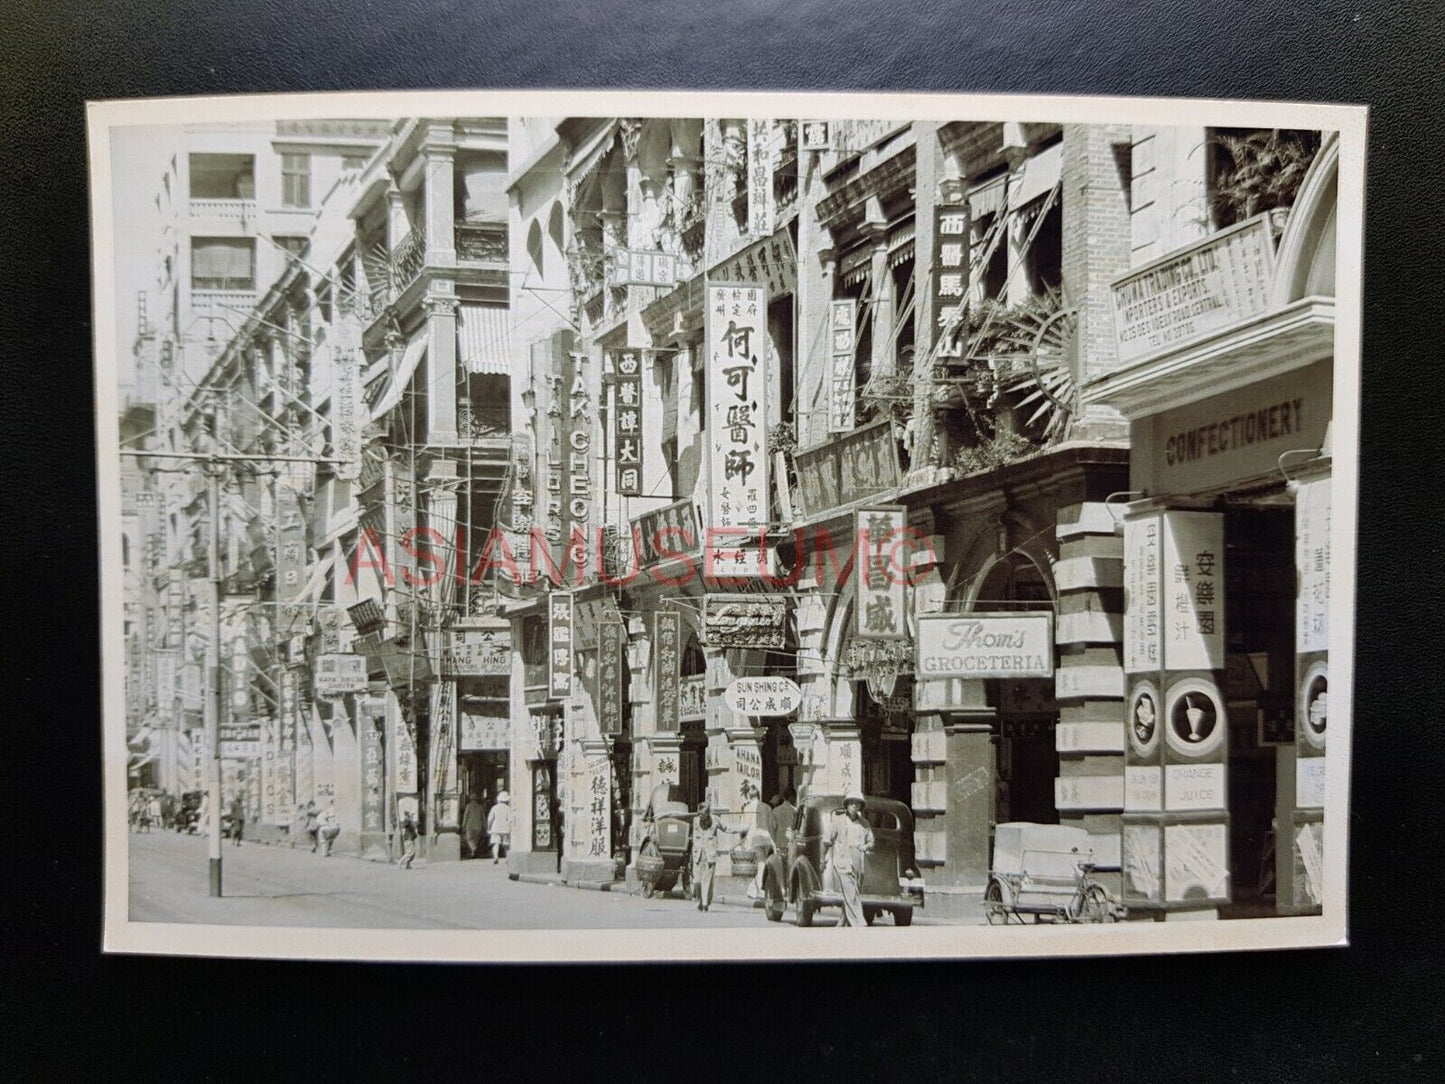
[764,877,785,923]
[1078,883,1113,923]
[797,899,816,928]
[893,908,914,927]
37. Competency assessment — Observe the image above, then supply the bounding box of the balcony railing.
[189,198,256,222]
[190,288,257,318]
[458,402,511,442]
[455,221,508,263]
[391,225,426,292]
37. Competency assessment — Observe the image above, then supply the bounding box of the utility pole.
[206,465,224,895]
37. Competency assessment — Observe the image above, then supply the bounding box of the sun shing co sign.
[724,676,801,717]
[915,613,1054,679]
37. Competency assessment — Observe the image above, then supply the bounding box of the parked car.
[761,793,926,926]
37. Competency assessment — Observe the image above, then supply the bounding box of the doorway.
[460,751,509,859]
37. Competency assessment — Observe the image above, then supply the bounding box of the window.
[188,153,255,199]
[190,238,255,291]
[282,153,311,208]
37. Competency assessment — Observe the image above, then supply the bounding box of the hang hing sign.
[706,281,769,577]
[548,592,574,700]
[855,507,906,639]
[915,613,1055,679]
[442,629,512,678]
[613,350,643,497]
[829,299,857,433]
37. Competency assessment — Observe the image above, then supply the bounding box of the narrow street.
[128,831,852,929]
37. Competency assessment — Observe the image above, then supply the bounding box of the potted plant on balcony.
[1210,129,1322,229]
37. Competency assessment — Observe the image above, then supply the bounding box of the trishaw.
[984,822,1123,924]
[635,784,694,900]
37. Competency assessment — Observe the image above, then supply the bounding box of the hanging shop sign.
[331,320,363,482]
[612,349,643,497]
[219,723,262,760]
[1296,476,1331,655]
[375,636,433,689]
[706,281,769,576]
[829,299,857,433]
[632,498,701,567]
[532,762,555,850]
[393,701,418,793]
[791,420,901,521]
[653,611,682,733]
[747,118,775,237]
[154,650,178,713]
[441,628,512,678]
[542,330,592,577]
[275,667,297,820]
[915,613,1054,679]
[1123,515,1163,674]
[832,120,908,160]
[274,484,307,599]
[711,229,797,299]
[1124,511,1224,673]
[459,706,511,752]
[679,674,707,722]
[1110,214,1275,366]
[725,676,801,717]
[843,637,915,702]
[609,247,679,288]
[799,119,832,152]
[855,506,907,639]
[932,196,969,360]
[596,620,625,736]
[703,593,787,649]
[313,652,368,697]
[548,591,574,700]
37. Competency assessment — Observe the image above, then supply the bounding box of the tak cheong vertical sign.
[548,591,574,700]
[706,282,769,575]
[613,349,643,497]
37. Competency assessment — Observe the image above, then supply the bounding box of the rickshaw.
[984,822,1123,924]
[635,784,694,900]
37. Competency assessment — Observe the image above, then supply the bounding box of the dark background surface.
[4,1,1442,1079]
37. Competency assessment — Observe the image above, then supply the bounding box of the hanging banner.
[275,667,298,820]
[548,591,575,700]
[275,485,306,599]
[724,676,801,717]
[855,506,907,639]
[1162,512,1224,671]
[260,710,279,825]
[710,230,797,299]
[613,349,643,497]
[459,706,510,752]
[1123,514,1163,674]
[706,280,769,575]
[331,320,363,482]
[633,498,701,567]
[596,620,625,736]
[933,196,969,360]
[608,248,679,288]
[1296,477,1331,654]
[829,299,857,433]
[747,118,775,237]
[653,611,681,733]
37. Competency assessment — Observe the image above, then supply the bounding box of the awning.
[968,172,1007,221]
[566,120,619,193]
[457,304,511,375]
[888,219,916,268]
[1008,140,1063,212]
[368,330,427,421]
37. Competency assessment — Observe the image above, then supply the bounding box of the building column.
[423,460,461,860]
[425,294,459,445]
[423,128,457,269]
[862,195,894,380]
[937,682,997,917]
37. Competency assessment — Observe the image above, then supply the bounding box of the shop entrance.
[460,751,509,859]
[1222,504,1294,914]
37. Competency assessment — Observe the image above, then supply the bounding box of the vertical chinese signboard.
[587,751,611,859]
[706,281,769,575]
[933,195,968,360]
[393,705,418,795]
[275,666,298,824]
[360,698,385,838]
[1292,476,1330,913]
[653,611,681,733]
[747,118,775,237]
[331,319,362,482]
[1122,509,1228,913]
[596,619,625,736]
[613,349,643,497]
[829,299,857,433]
[275,485,306,600]
[548,591,574,700]
[855,507,906,639]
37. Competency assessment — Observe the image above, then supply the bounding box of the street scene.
[104,101,1344,940]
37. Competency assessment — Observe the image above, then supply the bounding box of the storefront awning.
[457,303,511,375]
[368,330,427,421]
[968,172,1007,221]
[1008,140,1063,212]
[566,120,619,193]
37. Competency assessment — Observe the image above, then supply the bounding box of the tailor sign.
[724,676,802,717]
[915,613,1054,679]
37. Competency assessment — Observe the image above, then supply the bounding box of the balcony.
[458,402,511,444]
[188,198,257,223]
[190,288,256,320]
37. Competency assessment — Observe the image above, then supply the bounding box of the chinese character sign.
[1162,512,1224,671]
[933,200,969,359]
[361,706,385,835]
[1296,477,1330,655]
[613,350,643,497]
[799,119,832,152]
[706,282,770,551]
[392,702,418,793]
[331,321,363,482]
[856,507,905,638]
[548,592,574,700]
[747,118,775,237]
[596,620,625,736]
[274,484,307,600]
[830,300,857,433]
[1124,515,1163,674]
[653,611,681,733]
[587,754,611,858]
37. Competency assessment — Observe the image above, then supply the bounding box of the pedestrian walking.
[486,791,514,864]
[303,800,320,852]
[769,788,797,855]
[228,794,244,846]
[318,803,340,857]
[462,793,486,859]
[742,783,774,900]
[691,802,742,913]
[822,793,874,927]
[146,794,162,833]
[396,810,418,870]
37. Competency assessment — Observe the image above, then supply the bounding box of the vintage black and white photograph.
[91,90,1363,962]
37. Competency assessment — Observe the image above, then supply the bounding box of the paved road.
[128,830,833,929]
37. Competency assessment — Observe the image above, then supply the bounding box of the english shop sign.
[915,613,1055,679]
[346,523,938,591]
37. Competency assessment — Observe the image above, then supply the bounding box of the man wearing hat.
[486,790,514,864]
[822,793,875,927]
